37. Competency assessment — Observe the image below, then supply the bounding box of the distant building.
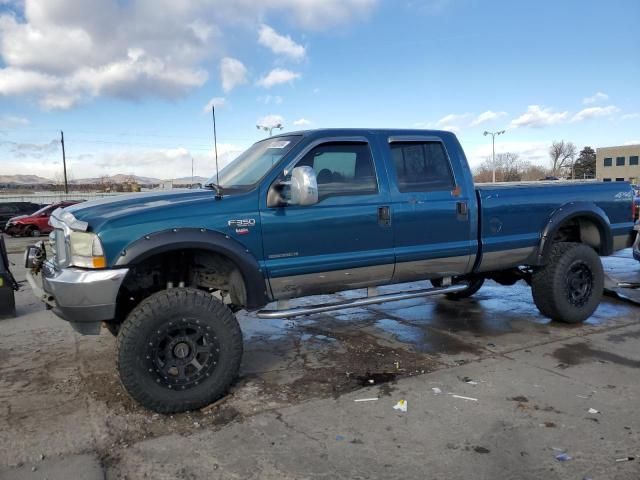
[596,144,640,184]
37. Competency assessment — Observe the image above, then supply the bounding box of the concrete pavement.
[1,235,639,479]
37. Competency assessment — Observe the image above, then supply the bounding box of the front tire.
[531,242,603,324]
[116,288,243,413]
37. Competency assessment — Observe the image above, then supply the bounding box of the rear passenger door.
[385,136,474,282]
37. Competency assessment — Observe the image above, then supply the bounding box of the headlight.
[69,232,106,268]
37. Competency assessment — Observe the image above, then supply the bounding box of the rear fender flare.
[114,228,269,310]
[536,202,612,264]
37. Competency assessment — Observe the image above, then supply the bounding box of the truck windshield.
[206,135,301,189]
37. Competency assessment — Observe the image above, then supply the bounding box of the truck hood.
[65,189,224,230]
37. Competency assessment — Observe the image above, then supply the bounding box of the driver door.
[260,138,395,299]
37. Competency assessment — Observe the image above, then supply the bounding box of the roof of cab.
[270,127,457,139]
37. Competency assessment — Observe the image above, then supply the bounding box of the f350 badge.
[228,218,256,235]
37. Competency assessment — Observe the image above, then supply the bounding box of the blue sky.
[0,0,638,180]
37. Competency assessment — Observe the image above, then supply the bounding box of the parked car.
[24,128,635,413]
[0,202,42,231]
[5,201,82,237]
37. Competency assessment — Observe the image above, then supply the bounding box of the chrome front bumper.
[27,258,128,335]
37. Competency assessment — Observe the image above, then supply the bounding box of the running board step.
[256,284,468,319]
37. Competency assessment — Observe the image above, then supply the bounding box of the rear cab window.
[389,140,456,192]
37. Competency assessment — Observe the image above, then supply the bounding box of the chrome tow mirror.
[289,166,318,206]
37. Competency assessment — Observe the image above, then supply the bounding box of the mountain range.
[0,174,209,185]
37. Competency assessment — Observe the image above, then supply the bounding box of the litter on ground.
[393,399,408,412]
[451,394,478,402]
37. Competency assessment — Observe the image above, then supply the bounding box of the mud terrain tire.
[117,288,243,413]
[531,242,603,323]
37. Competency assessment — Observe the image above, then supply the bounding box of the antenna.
[211,105,222,199]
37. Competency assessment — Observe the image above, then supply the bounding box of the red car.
[4,201,83,237]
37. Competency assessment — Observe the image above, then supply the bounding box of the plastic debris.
[432,387,442,394]
[354,397,378,402]
[335,435,345,441]
[451,394,478,402]
[615,456,635,462]
[588,407,599,414]
[393,399,408,412]
[555,453,572,462]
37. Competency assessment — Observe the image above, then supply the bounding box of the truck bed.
[474,181,634,272]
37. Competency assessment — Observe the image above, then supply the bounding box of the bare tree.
[549,140,577,176]
[473,152,549,182]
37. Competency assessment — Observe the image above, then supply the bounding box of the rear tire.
[116,288,243,413]
[432,276,485,300]
[531,242,603,323]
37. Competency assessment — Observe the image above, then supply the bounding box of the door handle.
[378,206,391,226]
[456,201,468,219]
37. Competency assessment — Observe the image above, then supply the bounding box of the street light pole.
[483,130,506,183]
[256,123,283,137]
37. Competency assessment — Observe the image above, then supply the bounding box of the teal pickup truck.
[25,129,635,413]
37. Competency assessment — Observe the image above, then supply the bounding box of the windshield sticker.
[267,140,290,149]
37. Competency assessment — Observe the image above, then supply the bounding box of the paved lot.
[1,235,639,479]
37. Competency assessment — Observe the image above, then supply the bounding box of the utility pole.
[60,130,68,194]
[483,130,506,183]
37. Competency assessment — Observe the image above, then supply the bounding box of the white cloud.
[0,114,29,128]
[293,118,311,126]
[621,113,640,120]
[220,57,247,93]
[258,24,305,60]
[257,68,301,88]
[571,105,619,122]
[464,140,549,168]
[203,97,226,113]
[1,138,59,159]
[623,140,640,146]
[436,113,471,127]
[267,0,377,29]
[470,110,507,126]
[0,2,214,108]
[258,95,283,105]
[582,92,608,105]
[509,105,569,128]
[257,114,285,129]
[0,0,376,109]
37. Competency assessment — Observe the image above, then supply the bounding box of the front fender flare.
[114,228,269,310]
[537,201,612,264]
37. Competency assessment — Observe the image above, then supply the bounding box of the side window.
[603,158,612,167]
[296,142,378,200]
[390,141,455,192]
